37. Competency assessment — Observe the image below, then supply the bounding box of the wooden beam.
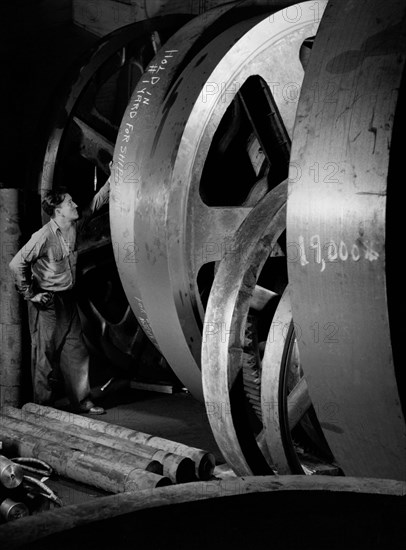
[0,188,22,407]
[72,0,239,36]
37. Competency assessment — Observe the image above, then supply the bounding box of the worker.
[9,170,111,415]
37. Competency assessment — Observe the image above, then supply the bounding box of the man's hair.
[41,187,69,217]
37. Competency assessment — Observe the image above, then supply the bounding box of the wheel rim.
[110,2,251,353]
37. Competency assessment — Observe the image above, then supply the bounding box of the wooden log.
[2,407,195,483]
[0,187,22,407]
[23,403,216,479]
[0,425,171,494]
[0,414,162,475]
[0,476,405,550]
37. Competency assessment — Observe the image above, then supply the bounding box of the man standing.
[9,177,110,414]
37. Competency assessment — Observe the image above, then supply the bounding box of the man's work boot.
[76,398,105,415]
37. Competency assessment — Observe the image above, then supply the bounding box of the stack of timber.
[0,404,215,495]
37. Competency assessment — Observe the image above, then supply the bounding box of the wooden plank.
[130,380,178,394]
[72,0,186,36]
[72,0,241,36]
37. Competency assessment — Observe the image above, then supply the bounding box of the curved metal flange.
[287,0,406,479]
[202,181,287,475]
[2,476,405,549]
[112,1,324,399]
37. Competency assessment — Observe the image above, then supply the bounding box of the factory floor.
[46,380,224,507]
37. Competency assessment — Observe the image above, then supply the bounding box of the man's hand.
[30,292,53,305]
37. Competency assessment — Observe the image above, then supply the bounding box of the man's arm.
[9,232,43,300]
[88,175,110,214]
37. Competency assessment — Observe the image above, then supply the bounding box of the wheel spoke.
[287,377,312,430]
[149,31,162,56]
[116,59,145,106]
[250,285,279,312]
[192,200,252,271]
[73,117,114,171]
[238,79,291,184]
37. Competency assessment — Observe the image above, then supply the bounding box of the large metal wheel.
[287,0,406,480]
[112,0,323,398]
[201,181,335,475]
[34,18,190,375]
[202,182,287,474]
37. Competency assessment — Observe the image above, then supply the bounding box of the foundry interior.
[0,0,405,548]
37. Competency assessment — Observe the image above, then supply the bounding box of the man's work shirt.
[9,180,109,299]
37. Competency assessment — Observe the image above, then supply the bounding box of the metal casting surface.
[287,0,406,479]
[110,3,247,354]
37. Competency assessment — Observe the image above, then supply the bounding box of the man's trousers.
[27,289,91,409]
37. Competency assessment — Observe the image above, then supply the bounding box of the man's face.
[56,194,79,221]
